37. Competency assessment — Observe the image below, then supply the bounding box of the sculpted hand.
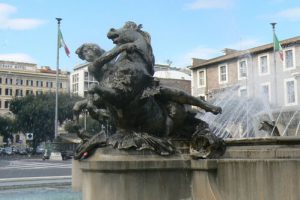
[123,43,137,53]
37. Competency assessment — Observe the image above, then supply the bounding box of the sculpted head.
[76,43,105,62]
[107,21,151,46]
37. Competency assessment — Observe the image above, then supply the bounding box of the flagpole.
[271,22,278,106]
[55,18,62,139]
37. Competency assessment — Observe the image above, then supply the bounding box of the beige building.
[0,60,70,115]
[190,36,300,108]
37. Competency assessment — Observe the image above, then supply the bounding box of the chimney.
[222,48,237,55]
[192,58,207,67]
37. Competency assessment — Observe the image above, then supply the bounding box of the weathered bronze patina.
[73,21,225,159]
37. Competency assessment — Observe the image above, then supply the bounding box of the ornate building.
[0,60,70,115]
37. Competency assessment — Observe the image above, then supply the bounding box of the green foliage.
[9,93,83,147]
[80,115,103,135]
[64,120,80,134]
[0,115,16,143]
[64,115,103,135]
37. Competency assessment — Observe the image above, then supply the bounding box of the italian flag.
[58,29,70,57]
[273,33,283,61]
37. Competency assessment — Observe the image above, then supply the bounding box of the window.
[238,59,247,79]
[0,101,1,108]
[84,72,89,80]
[5,78,13,85]
[72,73,79,83]
[16,79,23,86]
[26,90,34,95]
[26,80,33,86]
[219,64,228,83]
[284,49,295,70]
[258,54,269,75]
[0,77,2,84]
[72,83,79,93]
[0,88,1,95]
[5,88,12,96]
[239,87,247,97]
[4,100,9,108]
[197,70,206,87]
[46,81,53,88]
[261,83,271,102]
[60,83,63,89]
[284,78,297,105]
[15,89,23,97]
[36,81,43,87]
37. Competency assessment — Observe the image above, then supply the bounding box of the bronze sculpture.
[73,21,225,159]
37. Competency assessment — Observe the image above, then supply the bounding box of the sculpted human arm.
[92,43,137,67]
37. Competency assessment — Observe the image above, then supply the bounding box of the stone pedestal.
[72,137,300,200]
[72,159,82,192]
[75,148,194,200]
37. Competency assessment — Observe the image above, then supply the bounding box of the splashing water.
[198,85,276,138]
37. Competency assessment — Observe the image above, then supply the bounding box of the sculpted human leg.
[159,87,222,115]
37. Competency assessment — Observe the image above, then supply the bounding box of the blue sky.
[0,0,300,71]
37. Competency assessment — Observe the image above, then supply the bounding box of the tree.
[9,93,83,148]
[0,115,16,145]
[64,115,103,135]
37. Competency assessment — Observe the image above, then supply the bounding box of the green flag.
[273,33,283,61]
[58,29,70,57]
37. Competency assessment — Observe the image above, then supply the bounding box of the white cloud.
[184,47,220,59]
[0,53,36,63]
[276,7,300,21]
[0,3,45,30]
[0,3,16,17]
[171,47,220,67]
[4,18,45,30]
[184,0,234,10]
[173,39,261,67]
[227,39,261,50]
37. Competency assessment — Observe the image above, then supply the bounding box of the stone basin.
[73,136,300,200]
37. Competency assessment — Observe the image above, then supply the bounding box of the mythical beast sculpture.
[73,21,225,159]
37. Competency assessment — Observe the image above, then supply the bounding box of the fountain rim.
[224,136,300,146]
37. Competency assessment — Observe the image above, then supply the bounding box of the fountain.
[200,85,282,138]
[199,83,300,139]
[71,22,300,200]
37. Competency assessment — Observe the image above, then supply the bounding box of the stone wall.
[73,137,300,200]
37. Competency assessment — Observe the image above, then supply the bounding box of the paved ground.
[0,158,71,179]
[0,159,72,190]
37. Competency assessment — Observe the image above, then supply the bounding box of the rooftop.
[154,70,191,80]
[190,35,300,69]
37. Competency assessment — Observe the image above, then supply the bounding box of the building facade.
[0,60,70,115]
[71,63,192,97]
[190,36,300,109]
[70,63,98,97]
[154,64,191,94]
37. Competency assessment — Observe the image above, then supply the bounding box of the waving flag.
[273,33,283,61]
[58,29,70,57]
